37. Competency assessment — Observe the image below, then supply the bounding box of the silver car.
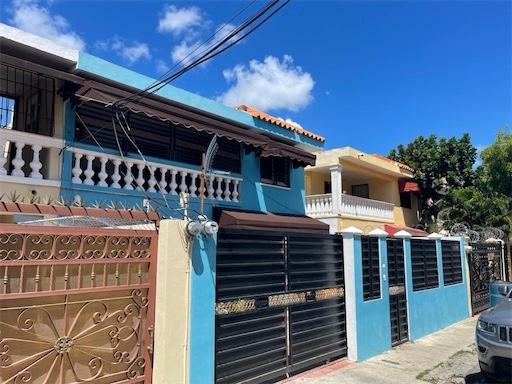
[476,284,512,382]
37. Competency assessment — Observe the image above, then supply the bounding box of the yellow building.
[305,147,426,235]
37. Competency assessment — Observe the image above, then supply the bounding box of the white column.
[111,160,122,188]
[83,155,95,185]
[232,180,240,203]
[98,157,108,187]
[11,142,25,177]
[72,153,83,184]
[330,164,343,214]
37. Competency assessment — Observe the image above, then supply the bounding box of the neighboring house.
[0,24,325,225]
[305,146,425,235]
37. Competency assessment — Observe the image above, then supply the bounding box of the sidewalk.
[280,316,480,384]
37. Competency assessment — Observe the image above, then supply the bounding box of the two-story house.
[0,23,326,229]
[305,146,426,235]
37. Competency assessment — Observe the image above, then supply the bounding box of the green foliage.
[479,125,512,196]
[389,133,476,223]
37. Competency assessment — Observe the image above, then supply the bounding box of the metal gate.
[0,213,158,383]
[215,229,346,384]
[387,238,408,347]
[468,242,503,315]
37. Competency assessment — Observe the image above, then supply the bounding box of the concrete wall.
[342,228,470,362]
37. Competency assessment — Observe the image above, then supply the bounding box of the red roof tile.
[235,104,325,142]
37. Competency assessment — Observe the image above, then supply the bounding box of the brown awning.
[75,80,316,166]
[385,224,428,237]
[399,180,420,193]
[214,209,330,234]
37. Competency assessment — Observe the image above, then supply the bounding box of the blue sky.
[1,0,510,159]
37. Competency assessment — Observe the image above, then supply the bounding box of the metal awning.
[214,208,330,234]
[75,80,316,167]
[399,180,420,193]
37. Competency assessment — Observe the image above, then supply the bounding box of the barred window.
[260,156,290,187]
[410,239,439,291]
[362,236,381,300]
[441,240,462,285]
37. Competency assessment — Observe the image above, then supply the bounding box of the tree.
[388,133,477,225]
[478,125,512,197]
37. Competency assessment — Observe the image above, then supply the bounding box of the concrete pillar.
[330,164,343,214]
[154,219,190,383]
[341,226,363,361]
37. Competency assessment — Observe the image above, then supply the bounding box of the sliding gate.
[215,229,346,384]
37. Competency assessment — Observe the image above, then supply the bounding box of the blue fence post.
[341,226,363,362]
[189,234,217,384]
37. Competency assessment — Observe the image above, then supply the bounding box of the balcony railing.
[306,193,394,221]
[1,129,242,203]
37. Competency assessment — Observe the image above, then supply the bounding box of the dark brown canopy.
[214,209,330,234]
[75,80,316,167]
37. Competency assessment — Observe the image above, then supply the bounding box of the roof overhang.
[74,80,316,167]
[213,208,330,234]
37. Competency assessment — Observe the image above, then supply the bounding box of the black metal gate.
[387,238,409,346]
[468,242,503,315]
[215,229,346,384]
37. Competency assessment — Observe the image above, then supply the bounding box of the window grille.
[362,236,381,300]
[441,240,462,285]
[0,63,55,135]
[411,239,439,291]
[352,184,369,198]
[260,156,290,187]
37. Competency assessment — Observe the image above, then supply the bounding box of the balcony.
[1,129,242,203]
[306,193,394,221]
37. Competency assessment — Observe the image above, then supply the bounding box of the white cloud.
[277,117,303,128]
[170,23,238,66]
[157,5,204,36]
[95,37,150,66]
[474,144,488,168]
[8,0,85,50]
[156,59,171,74]
[216,55,315,112]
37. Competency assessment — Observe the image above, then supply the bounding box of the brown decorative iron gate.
[468,242,503,315]
[0,222,158,384]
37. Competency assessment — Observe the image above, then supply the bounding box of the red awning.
[214,209,330,234]
[399,180,419,193]
[385,224,428,237]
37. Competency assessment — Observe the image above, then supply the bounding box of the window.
[411,239,439,291]
[0,63,55,136]
[352,184,369,198]
[362,236,381,301]
[400,191,412,209]
[260,156,290,187]
[75,102,241,173]
[324,181,332,194]
[441,240,462,285]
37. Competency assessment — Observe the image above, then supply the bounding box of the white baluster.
[98,157,108,187]
[83,155,95,185]
[147,166,157,193]
[189,172,198,197]
[136,164,145,191]
[72,153,83,184]
[179,171,188,193]
[123,162,134,190]
[232,180,240,202]
[207,175,215,198]
[29,144,43,179]
[11,142,25,177]
[215,176,223,201]
[111,160,122,188]
[159,168,168,193]
[223,179,231,201]
[169,170,178,195]
[0,138,7,176]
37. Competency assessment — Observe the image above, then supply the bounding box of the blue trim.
[189,234,217,384]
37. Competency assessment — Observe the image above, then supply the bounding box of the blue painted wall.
[404,237,469,341]
[354,235,392,361]
[189,234,217,384]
